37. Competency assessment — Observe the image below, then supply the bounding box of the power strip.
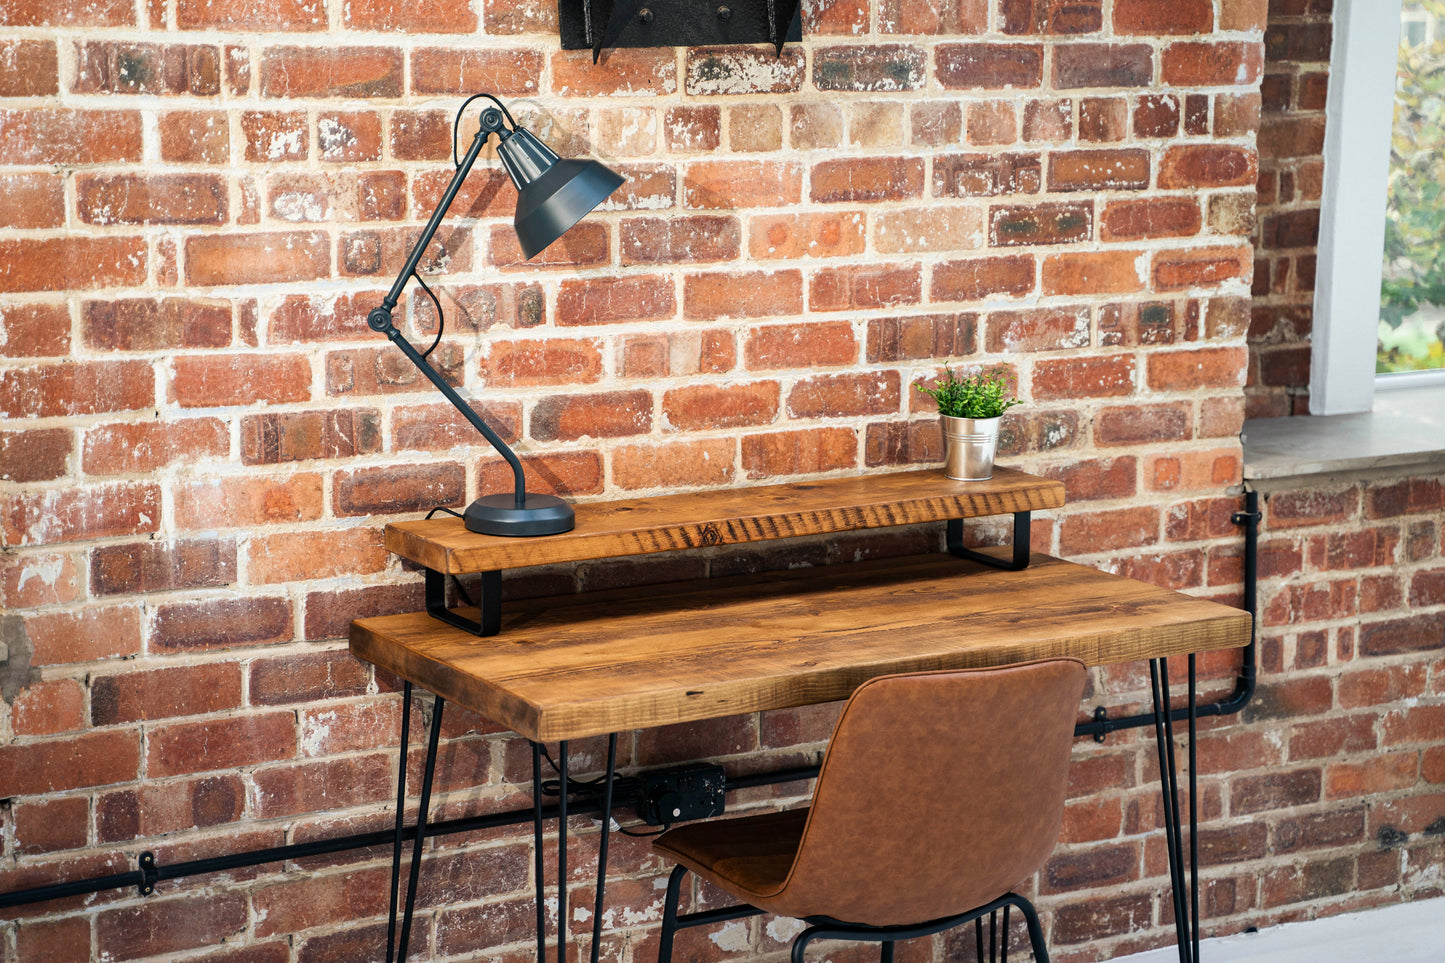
[635,763,727,825]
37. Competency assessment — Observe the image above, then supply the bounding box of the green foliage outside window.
[1379,0,1445,372]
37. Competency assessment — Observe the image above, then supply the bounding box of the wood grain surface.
[385,467,1065,574]
[351,552,1251,742]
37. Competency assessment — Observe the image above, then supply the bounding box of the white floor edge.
[1108,896,1445,963]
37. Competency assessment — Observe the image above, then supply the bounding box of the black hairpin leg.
[386,682,413,963]
[947,512,1031,571]
[1150,657,1196,963]
[558,740,569,963]
[533,742,546,963]
[425,567,501,637]
[590,734,618,963]
[392,691,445,963]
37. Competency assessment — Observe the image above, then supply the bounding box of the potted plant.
[915,368,1021,481]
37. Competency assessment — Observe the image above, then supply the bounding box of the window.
[1313,0,1445,414]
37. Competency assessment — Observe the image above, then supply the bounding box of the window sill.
[1241,384,1445,482]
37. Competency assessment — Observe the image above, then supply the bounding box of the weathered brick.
[186,232,330,286]
[1033,355,1136,400]
[612,439,736,490]
[4,483,161,547]
[178,0,323,29]
[260,46,402,98]
[333,463,466,516]
[0,237,147,294]
[814,44,926,91]
[1053,44,1153,88]
[936,43,1043,89]
[788,371,902,419]
[621,216,741,264]
[554,48,676,96]
[1048,149,1150,191]
[684,46,804,95]
[0,108,142,165]
[1114,0,1212,34]
[684,270,803,320]
[1042,250,1145,296]
[742,428,857,478]
[0,730,140,796]
[811,157,925,203]
[1,428,72,483]
[343,0,476,31]
[989,202,1092,246]
[933,255,1036,301]
[0,173,64,229]
[810,264,922,311]
[531,391,653,441]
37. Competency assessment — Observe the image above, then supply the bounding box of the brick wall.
[1247,0,1330,418]
[2,0,1442,961]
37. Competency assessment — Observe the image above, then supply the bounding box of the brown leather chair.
[653,658,1087,962]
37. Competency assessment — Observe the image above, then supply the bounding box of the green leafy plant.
[1379,0,1445,371]
[915,368,1021,419]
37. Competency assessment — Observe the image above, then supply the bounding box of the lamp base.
[464,492,575,537]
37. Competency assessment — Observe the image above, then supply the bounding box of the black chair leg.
[1007,894,1050,963]
[791,927,819,963]
[657,865,688,963]
[880,940,895,963]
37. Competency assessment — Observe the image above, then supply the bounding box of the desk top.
[351,552,1251,742]
[385,467,1065,574]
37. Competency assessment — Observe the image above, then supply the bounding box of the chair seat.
[653,808,809,907]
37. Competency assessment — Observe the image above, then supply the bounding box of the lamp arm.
[367,107,528,509]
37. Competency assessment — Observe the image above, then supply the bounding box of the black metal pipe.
[1,493,1262,912]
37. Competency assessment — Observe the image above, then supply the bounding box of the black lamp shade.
[498,129,625,259]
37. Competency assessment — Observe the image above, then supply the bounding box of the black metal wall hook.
[559,0,803,59]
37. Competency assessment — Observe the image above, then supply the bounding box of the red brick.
[240,409,381,466]
[749,211,866,259]
[985,306,1090,353]
[1053,43,1153,88]
[1033,355,1136,400]
[1078,96,1128,142]
[662,382,780,431]
[620,216,741,265]
[92,662,243,725]
[1146,347,1248,391]
[477,450,603,500]
[147,712,296,777]
[531,391,652,442]
[1114,0,1211,33]
[1134,94,1180,138]
[242,110,309,161]
[23,603,142,666]
[4,482,160,546]
[0,302,70,358]
[343,0,475,30]
[169,354,311,408]
[97,775,247,845]
[989,202,1092,246]
[932,255,1036,301]
[97,893,250,961]
[553,47,677,96]
[1023,98,1072,142]
[1366,478,1445,519]
[90,537,235,597]
[149,595,294,655]
[479,338,603,387]
[73,41,220,96]
[0,108,142,164]
[1048,149,1150,191]
[2,0,134,25]
[1408,567,1445,606]
[1052,893,1154,944]
[488,221,608,269]
[998,0,1100,34]
[684,46,804,96]
[745,321,857,369]
[249,528,387,584]
[186,232,331,286]
[810,156,925,203]
[934,152,1042,197]
[788,371,902,418]
[0,173,63,229]
[1153,245,1251,291]
[866,314,976,362]
[612,439,736,490]
[11,678,85,736]
[684,270,803,320]
[178,0,323,29]
[0,730,140,797]
[0,237,147,294]
[13,796,89,856]
[159,110,230,163]
[333,463,465,516]
[1145,448,1242,492]
[313,111,382,163]
[1059,505,1159,555]
[1160,145,1258,188]
[252,755,392,822]
[258,46,401,98]
[742,428,857,478]
[936,43,1043,89]
[683,160,802,209]
[82,419,229,475]
[174,473,324,530]
[1040,457,1137,503]
[0,551,82,609]
[84,297,232,351]
[810,264,922,311]
[814,44,927,90]
[664,105,721,152]
[410,47,541,96]
[1101,198,1202,241]
[1042,250,1145,296]
[0,428,71,483]
[1,360,153,420]
[391,399,519,452]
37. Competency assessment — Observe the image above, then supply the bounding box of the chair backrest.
[778,658,1087,927]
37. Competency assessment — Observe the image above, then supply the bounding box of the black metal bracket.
[425,568,501,637]
[947,511,1031,571]
[137,851,157,896]
[559,0,803,59]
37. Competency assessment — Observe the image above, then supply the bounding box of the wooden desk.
[350,468,1248,963]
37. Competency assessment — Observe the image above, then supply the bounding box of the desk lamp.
[366,95,624,536]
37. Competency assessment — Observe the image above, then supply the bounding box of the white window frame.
[1312,0,1445,415]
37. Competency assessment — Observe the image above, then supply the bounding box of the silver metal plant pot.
[941,415,1001,481]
